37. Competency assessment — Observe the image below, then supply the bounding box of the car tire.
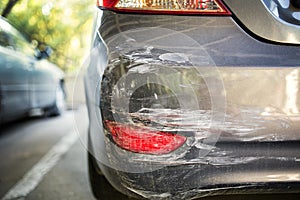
[46,83,66,116]
[88,151,136,200]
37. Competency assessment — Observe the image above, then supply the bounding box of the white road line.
[2,130,79,200]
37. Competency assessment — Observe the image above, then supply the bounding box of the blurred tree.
[1,0,20,17]
[0,0,93,72]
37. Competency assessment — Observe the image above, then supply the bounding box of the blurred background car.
[85,0,300,199]
[0,17,65,124]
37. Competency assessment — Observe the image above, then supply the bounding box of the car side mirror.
[36,46,53,60]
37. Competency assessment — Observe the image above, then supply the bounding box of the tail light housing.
[97,0,231,15]
[105,121,187,155]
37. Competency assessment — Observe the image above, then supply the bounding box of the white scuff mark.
[128,65,156,74]
[188,184,260,199]
[159,53,190,64]
[130,108,263,133]
[194,142,216,151]
[126,187,171,199]
[129,184,258,199]
[2,130,79,200]
[145,46,154,54]
[284,69,299,115]
[267,173,300,181]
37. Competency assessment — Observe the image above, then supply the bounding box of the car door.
[30,58,57,108]
[0,20,34,123]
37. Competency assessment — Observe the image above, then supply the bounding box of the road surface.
[0,106,94,200]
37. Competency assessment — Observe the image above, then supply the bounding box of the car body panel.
[0,46,31,119]
[0,18,64,123]
[223,0,300,44]
[30,60,64,108]
[85,7,300,199]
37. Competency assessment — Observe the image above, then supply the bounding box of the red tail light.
[97,0,231,15]
[105,121,186,155]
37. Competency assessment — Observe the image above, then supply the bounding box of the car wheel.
[46,83,65,116]
[88,151,137,200]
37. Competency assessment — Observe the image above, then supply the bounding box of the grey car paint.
[224,0,300,44]
[0,18,64,123]
[0,47,31,119]
[85,1,300,199]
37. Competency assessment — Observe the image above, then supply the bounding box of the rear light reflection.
[105,121,187,155]
[97,0,231,15]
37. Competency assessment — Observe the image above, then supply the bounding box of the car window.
[0,19,34,56]
[0,30,14,49]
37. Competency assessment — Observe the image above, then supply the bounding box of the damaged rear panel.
[85,5,300,199]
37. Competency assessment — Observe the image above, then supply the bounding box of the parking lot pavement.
[25,138,95,200]
[0,106,95,200]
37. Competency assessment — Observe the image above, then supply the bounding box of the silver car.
[85,0,300,199]
[0,18,65,124]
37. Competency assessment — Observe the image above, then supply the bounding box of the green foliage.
[1,0,94,72]
[0,1,10,12]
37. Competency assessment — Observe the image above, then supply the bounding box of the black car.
[85,0,300,199]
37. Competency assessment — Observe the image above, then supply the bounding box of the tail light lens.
[105,121,186,155]
[97,0,231,15]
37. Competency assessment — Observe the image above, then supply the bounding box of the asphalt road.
[0,106,94,200]
[0,106,299,200]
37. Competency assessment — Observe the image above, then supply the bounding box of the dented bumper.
[85,10,300,199]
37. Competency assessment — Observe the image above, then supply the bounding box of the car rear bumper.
[85,10,300,199]
[94,141,300,199]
